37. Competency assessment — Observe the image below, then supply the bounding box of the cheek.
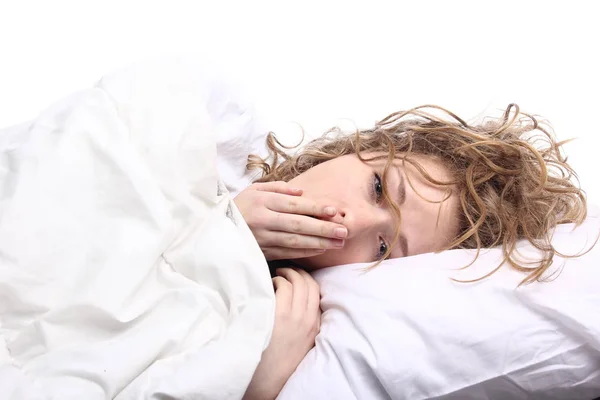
[302,240,366,269]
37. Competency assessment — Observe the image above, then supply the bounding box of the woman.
[0,78,587,397]
[237,104,588,399]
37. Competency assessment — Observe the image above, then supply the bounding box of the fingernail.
[332,239,345,248]
[291,188,303,194]
[316,249,326,253]
[325,207,337,216]
[334,227,348,238]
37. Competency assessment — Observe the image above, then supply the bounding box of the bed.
[1,57,599,399]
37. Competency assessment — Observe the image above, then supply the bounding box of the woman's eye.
[373,173,383,202]
[377,237,388,259]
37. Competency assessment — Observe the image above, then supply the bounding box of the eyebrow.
[398,234,409,258]
[397,170,406,206]
[395,168,409,256]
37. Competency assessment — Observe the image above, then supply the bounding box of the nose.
[333,205,392,239]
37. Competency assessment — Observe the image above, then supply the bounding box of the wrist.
[243,377,286,400]
[243,358,290,400]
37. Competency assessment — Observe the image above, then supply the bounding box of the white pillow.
[278,206,600,400]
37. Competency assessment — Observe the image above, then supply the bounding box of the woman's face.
[288,152,460,270]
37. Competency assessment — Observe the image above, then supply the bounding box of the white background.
[1,0,598,203]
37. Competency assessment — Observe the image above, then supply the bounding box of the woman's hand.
[243,268,322,400]
[234,181,348,260]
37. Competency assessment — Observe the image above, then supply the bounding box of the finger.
[276,268,308,315]
[253,181,303,196]
[315,307,322,332]
[294,268,321,316]
[265,213,348,240]
[272,276,293,311]
[264,247,326,261]
[260,231,345,250]
[266,193,338,219]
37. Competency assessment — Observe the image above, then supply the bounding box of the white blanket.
[0,60,274,399]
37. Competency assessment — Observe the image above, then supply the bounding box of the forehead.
[403,188,460,254]
[361,151,460,254]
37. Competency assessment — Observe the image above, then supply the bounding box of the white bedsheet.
[0,61,274,399]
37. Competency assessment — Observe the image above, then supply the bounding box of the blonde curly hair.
[247,104,589,285]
